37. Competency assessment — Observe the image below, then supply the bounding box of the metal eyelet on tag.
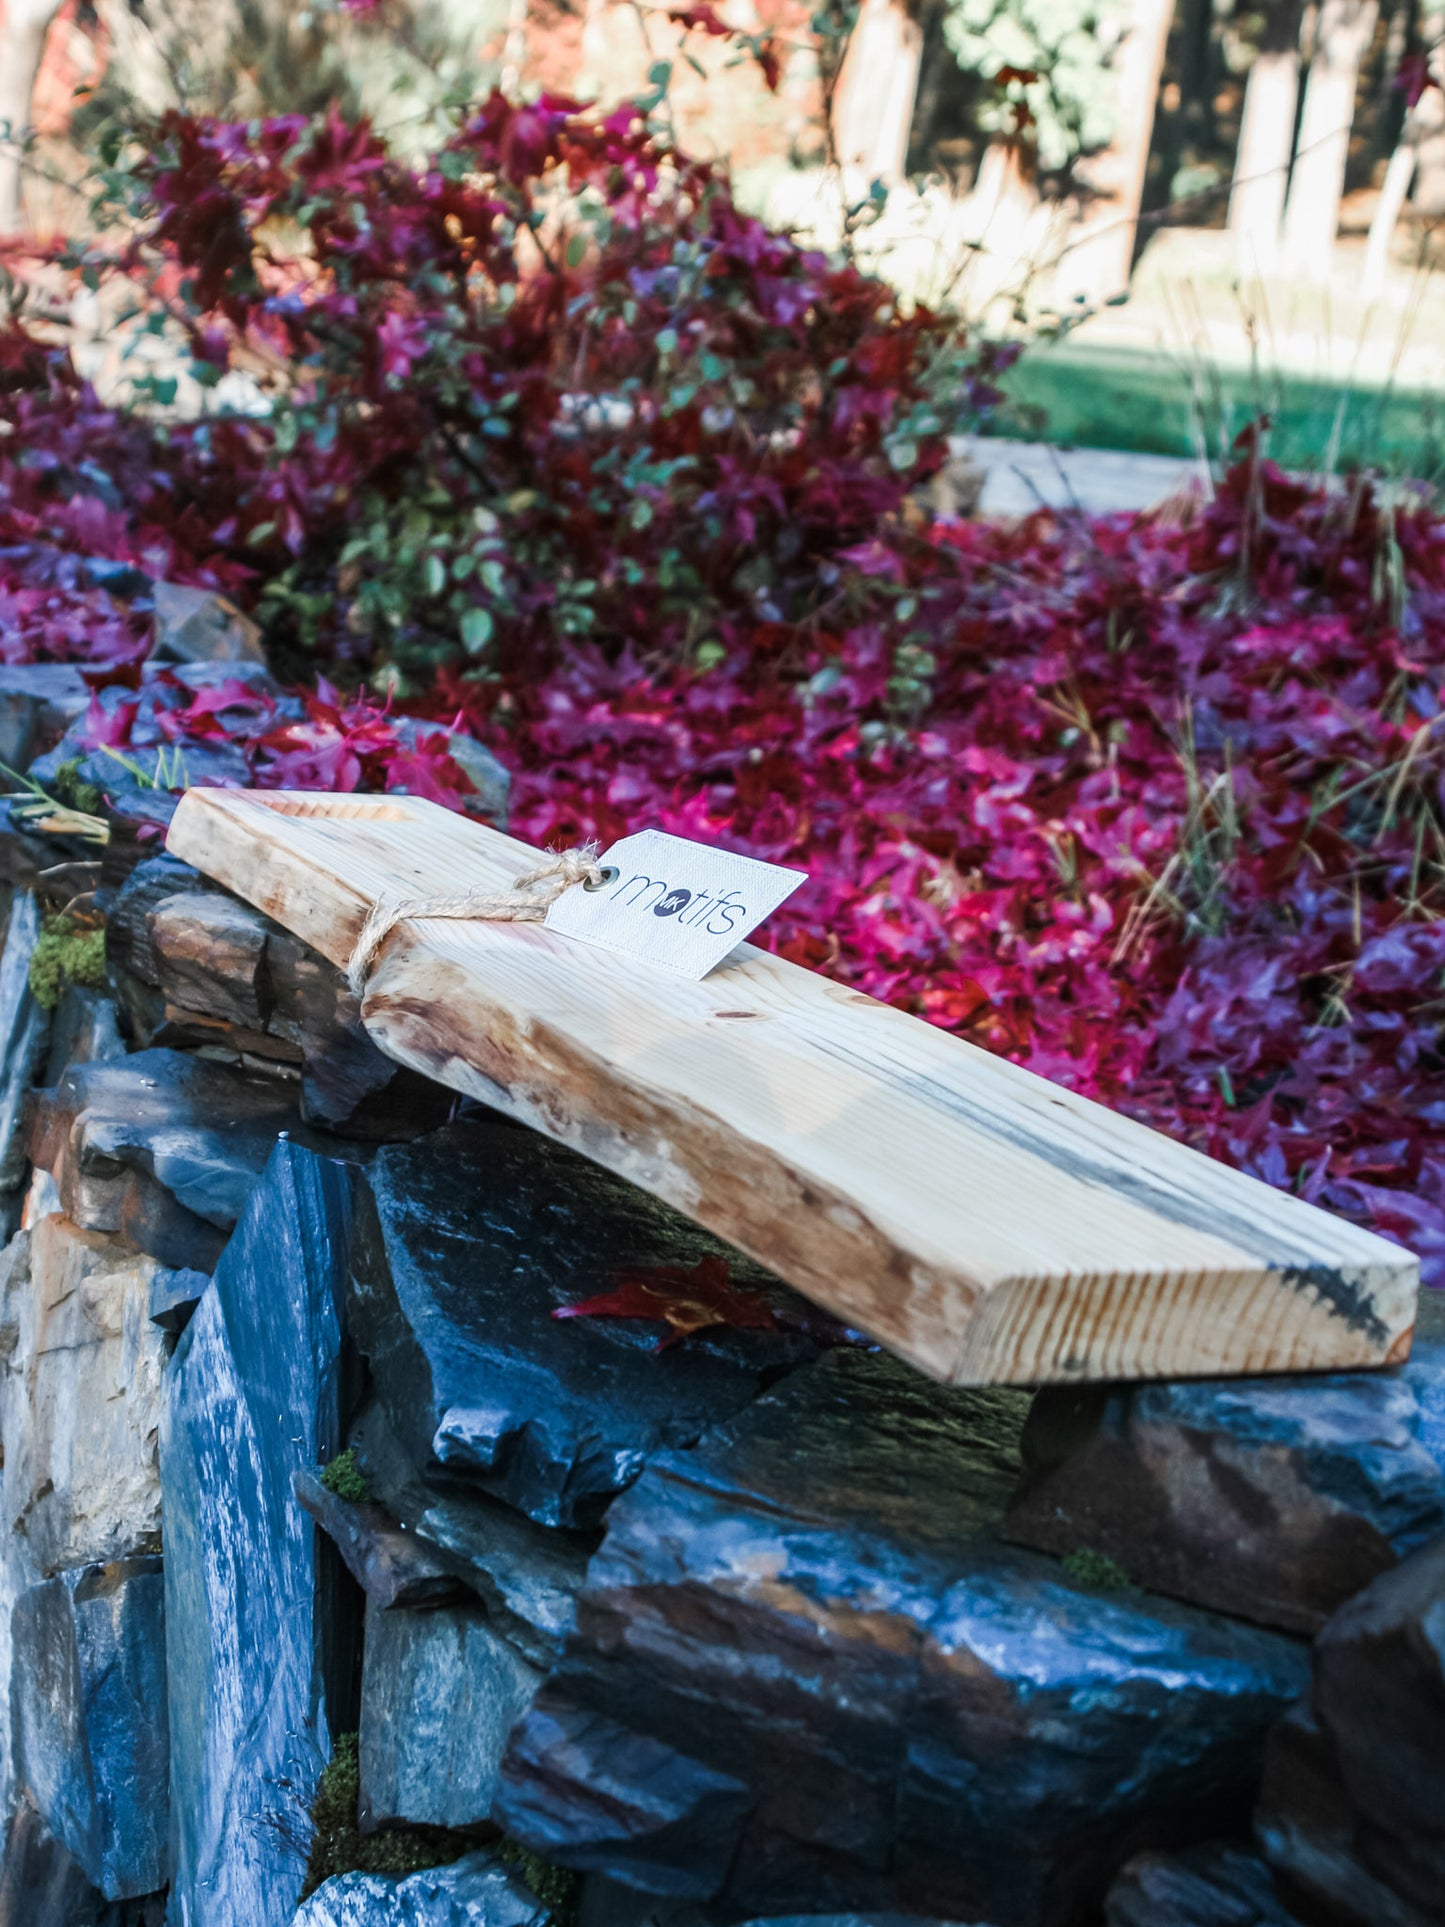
[548,830,806,977]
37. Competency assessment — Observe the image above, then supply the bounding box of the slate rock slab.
[349,1397,591,1668]
[106,857,449,1137]
[0,891,51,1234]
[1254,1705,1426,1927]
[1308,1533,1445,1920]
[294,1853,551,1927]
[1007,1291,1445,1634]
[104,856,222,998]
[30,1047,312,1270]
[10,1557,168,1900]
[0,1215,165,1577]
[44,986,125,1087]
[349,1119,823,1529]
[161,1141,358,1927]
[579,1904,982,1927]
[147,1266,209,1339]
[150,582,265,666]
[0,662,92,772]
[294,1469,463,1610]
[0,1798,166,1926]
[496,1349,1308,1927]
[438,731,511,827]
[28,667,274,806]
[358,1595,541,1830]
[147,889,270,1030]
[574,1882,709,1927]
[1105,1843,1302,1927]
[263,926,449,1138]
[738,1919,988,1927]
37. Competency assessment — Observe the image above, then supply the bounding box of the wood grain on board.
[166,788,1419,1387]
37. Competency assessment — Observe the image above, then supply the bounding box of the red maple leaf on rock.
[552,1256,781,1350]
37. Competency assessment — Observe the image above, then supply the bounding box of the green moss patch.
[319,1448,371,1504]
[299,1735,580,1917]
[51,759,104,815]
[497,1836,579,1925]
[1062,1547,1132,1593]
[299,1733,467,1902]
[29,915,108,1011]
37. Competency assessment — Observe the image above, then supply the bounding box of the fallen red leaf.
[552,1255,781,1350]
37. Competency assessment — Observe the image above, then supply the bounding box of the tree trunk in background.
[1362,78,1445,293]
[0,0,64,234]
[1361,133,1416,291]
[1052,0,1176,306]
[501,0,528,95]
[1228,2,1305,269]
[901,0,952,175]
[831,0,924,183]
[1280,0,1380,275]
[970,138,1039,234]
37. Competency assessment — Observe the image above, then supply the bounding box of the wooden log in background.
[166,789,1419,1387]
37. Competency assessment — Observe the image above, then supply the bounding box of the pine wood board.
[166,788,1420,1387]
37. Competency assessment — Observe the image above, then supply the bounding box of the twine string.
[346,842,603,998]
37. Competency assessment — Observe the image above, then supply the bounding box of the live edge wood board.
[167,789,1420,1387]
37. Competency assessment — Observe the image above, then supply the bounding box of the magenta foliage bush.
[49,94,1006,680]
[2,99,1445,1283]
[462,462,1445,1285]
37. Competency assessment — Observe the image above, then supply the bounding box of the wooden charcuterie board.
[167,789,1419,1386]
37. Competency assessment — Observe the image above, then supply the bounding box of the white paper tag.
[544,829,806,979]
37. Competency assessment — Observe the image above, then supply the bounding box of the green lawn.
[988,341,1445,479]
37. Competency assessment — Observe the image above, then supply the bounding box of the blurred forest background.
[3,0,1445,467]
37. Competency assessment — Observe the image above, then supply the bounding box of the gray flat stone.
[349,1119,821,1529]
[107,858,449,1138]
[43,986,125,1086]
[1310,1534,1445,1919]
[262,928,447,1138]
[350,1397,591,1668]
[1255,1704,1426,1927]
[295,1852,551,1927]
[104,857,219,999]
[0,1796,166,1925]
[147,1267,208,1339]
[1008,1292,1445,1633]
[424,729,510,827]
[1105,1843,1301,1926]
[358,1596,540,1830]
[151,582,265,666]
[0,1217,165,1579]
[0,891,50,1233]
[501,1705,751,1902]
[950,434,1203,519]
[10,1558,168,1900]
[739,1919,987,1927]
[497,1349,1309,1925]
[161,1141,357,1927]
[30,1047,311,1270]
[294,1470,464,1611]
[0,663,92,772]
[147,890,270,1030]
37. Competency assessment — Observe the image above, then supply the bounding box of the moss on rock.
[52,759,104,816]
[1062,1547,1132,1592]
[299,1734,580,1918]
[299,1733,468,1902]
[319,1448,371,1504]
[496,1836,578,1925]
[29,915,108,1011]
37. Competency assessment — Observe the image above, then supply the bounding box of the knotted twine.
[346,843,604,999]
